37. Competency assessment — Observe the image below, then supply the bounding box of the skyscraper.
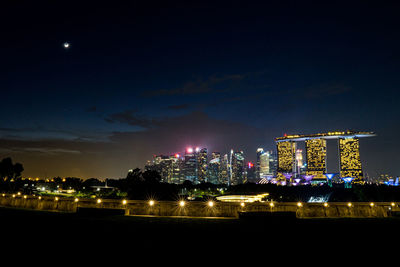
[184,148,197,183]
[230,150,245,185]
[208,152,221,184]
[269,150,278,176]
[219,154,229,184]
[145,154,181,183]
[246,162,256,183]
[197,148,208,183]
[305,139,327,177]
[339,137,363,182]
[259,151,270,178]
[256,148,273,180]
[256,148,264,179]
[276,141,296,173]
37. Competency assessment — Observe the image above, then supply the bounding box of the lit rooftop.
[275,130,376,142]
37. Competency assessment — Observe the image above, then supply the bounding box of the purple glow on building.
[303,175,314,182]
[283,173,292,180]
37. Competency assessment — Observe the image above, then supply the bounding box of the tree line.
[1,157,400,202]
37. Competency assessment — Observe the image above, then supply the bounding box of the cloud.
[166,104,190,110]
[303,83,353,99]
[0,126,108,142]
[142,74,245,97]
[104,109,159,129]
[86,106,98,112]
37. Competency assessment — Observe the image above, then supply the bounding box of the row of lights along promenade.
[1,192,399,218]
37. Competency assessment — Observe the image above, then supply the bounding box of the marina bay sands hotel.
[275,131,375,183]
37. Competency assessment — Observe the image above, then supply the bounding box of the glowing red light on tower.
[284,133,287,137]
[248,162,254,168]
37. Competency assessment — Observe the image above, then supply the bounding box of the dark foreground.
[1,207,398,261]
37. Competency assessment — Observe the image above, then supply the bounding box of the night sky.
[2,1,400,179]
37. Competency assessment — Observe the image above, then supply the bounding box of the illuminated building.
[219,154,229,184]
[338,138,363,182]
[197,148,208,183]
[276,131,375,184]
[145,154,182,183]
[269,150,278,176]
[276,141,296,173]
[184,148,197,183]
[256,148,264,179]
[246,162,256,183]
[260,151,270,178]
[305,139,327,177]
[230,150,245,185]
[256,148,271,179]
[208,152,221,184]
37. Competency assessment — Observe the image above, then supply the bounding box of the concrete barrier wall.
[0,194,398,218]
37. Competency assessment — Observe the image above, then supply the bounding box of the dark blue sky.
[1,1,400,179]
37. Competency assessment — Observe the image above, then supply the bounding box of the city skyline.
[2,1,400,179]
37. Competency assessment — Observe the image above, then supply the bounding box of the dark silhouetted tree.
[0,158,24,180]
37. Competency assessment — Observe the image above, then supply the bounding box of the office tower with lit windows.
[208,152,221,184]
[339,137,363,182]
[269,150,278,176]
[256,148,273,179]
[246,162,256,183]
[219,154,229,184]
[256,148,264,179]
[171,154,183,184]
[305,139,327,177]
[145,154,181,184]
[259,151,270,178]
[197,148,208,183]
[230,150,245,185]
[276,141,296,173]
[184,148,197,183]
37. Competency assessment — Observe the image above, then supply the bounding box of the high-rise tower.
[208,152,221,184]
[184,148,197,183]
[305,139,327,177]
[338,137,363,182]
[276,141,296,173]
[197,148,208,183]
